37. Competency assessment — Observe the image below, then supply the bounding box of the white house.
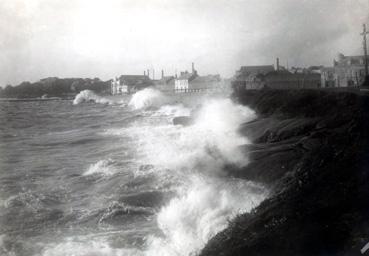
[174,63,198,92]
[111,77,126,94]
[111,75,152,95]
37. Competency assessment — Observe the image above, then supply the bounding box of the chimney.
[276,58,280,71]
[192,62,195,73]
[153,69,155,80]
[144,70,146,76]
[147,69,150,79]
[161,70,164,79]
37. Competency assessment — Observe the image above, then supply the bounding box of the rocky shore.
[200,89,369,256]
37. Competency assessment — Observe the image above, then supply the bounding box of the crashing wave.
[105,97,266,255]
[146,176,267,256]
[83,159,116,176]
[130,98,256,170]
[73,90,112,105]
[154,104,191,117]
[128,88,169,110]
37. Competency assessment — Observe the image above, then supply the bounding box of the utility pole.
[361,23,369,85]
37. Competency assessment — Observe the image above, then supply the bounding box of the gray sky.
[0,0,368,86]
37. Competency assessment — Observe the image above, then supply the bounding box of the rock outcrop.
[200,89,369,256]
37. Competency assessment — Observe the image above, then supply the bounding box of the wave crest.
[73,90,112,105]
[83,159,116,176]
[127,98,256,171]
[128,88,168,110]
[146,176,267,256]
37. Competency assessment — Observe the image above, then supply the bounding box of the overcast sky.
[0,0,368,86]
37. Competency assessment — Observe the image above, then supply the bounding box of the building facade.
[174,63,221,92]
[232,65,275,90]
[154,76,175,92]
[111,75,152,95]
[232,65,321,90]
[174,63,198,92]
[174,72,198,92]
[332,53,368,87]
[187,74,222,92]
[264,71,321,89]
[320,53,369,88]
[320,67,338,88]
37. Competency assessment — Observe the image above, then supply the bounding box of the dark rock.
[200,90,369,256]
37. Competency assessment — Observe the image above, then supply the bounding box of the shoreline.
[200,89,369,256]
[0,97,68,102]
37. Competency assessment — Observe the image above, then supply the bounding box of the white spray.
[73,90,113,105]
[134,98,256,171]
[128,88,169,110]
[54,93,268,256]
[111,97,267,255]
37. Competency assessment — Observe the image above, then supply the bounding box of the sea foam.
[132,98,256,171]
[73,90,113,105]
[140,98,266,255]
[83,159,116,176]
[105,97,267,256]
[42,238,140,256]
[128,88,169,110]
[146,176,266,256]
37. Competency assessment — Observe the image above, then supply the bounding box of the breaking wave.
[105,97,267,255]
[133,98,256,170]
[128,88,169,110]
[73,90,113,105]
[141,99,266,255]
[145,176,266,256]
[4,93,268,256]
[83,159,116,176]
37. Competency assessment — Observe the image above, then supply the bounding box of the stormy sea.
[0,89,268,256]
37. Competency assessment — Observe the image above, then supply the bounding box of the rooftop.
[192,75,221,83]
[335,54,369,67]
[177,71,198,81]
[238,65,275,75]
[116,75,153,86]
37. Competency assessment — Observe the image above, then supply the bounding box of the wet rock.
[200,90,369,256]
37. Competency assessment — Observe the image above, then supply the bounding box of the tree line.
[0,77,111,98]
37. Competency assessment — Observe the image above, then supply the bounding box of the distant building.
[175,63,198,92]
[154,70,176,92]
[232,60,321,90]
[307,66,324,74]
[331,53,368,87]
[320,53,369,88]
[290,67,308,74]
[111,75,152,95]
[320,67,338,88]
[232,65,275,90]
[188,74,222,91]
[264,71,321,89]
[174,63,221,92]
[155,76,175,92]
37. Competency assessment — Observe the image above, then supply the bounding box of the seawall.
[200,89,369,256]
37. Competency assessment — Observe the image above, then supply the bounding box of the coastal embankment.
[200,89,369,256]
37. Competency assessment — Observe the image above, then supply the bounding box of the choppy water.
[0,89,268,256]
